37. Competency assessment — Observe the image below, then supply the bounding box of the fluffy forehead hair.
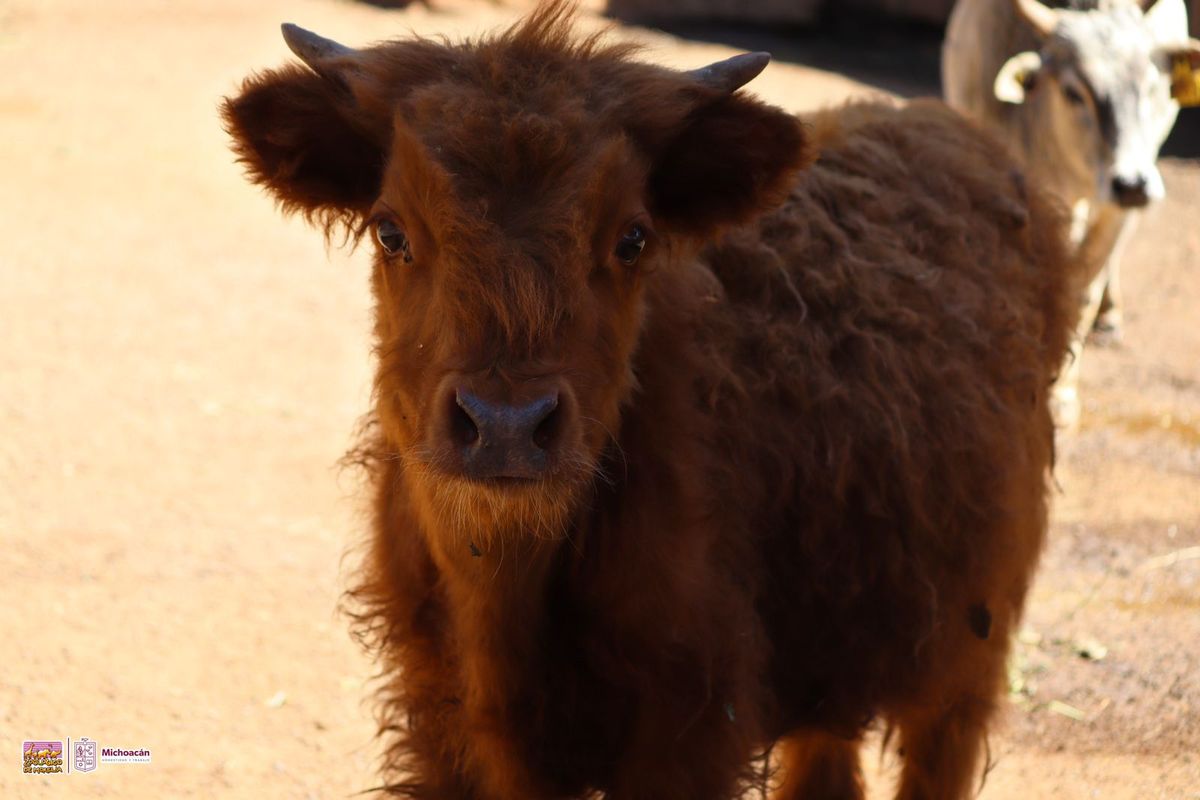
[385,131,640,354]
[365,4,669,349]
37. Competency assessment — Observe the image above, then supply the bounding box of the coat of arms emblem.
[73,738,97,773]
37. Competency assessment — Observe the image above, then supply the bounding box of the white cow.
[943,0,1200,427]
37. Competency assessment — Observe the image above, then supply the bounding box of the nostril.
[1112,175,1150,207]
[445,387,566,478]
[532,397,561,450]
[451,388,561,453]
[1113,176,1146,193]
[451,391,480,446]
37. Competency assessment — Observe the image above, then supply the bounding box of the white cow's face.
[995,0,1199,208]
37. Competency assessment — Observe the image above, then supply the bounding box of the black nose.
[451,389,561,479]
[1111,175,1149,208]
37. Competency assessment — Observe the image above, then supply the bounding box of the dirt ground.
[1,0,1197,798]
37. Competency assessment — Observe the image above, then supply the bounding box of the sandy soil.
[1,1,1196,798]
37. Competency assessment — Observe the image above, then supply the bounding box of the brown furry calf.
[223,3,1074,798]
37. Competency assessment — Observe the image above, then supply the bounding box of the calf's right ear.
[221,31,386,224]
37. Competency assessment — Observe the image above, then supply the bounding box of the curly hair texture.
[223,3,1076,798]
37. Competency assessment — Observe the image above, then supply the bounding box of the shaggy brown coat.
[223,4,1075,798]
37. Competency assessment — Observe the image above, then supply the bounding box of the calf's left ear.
[646,55,813,238]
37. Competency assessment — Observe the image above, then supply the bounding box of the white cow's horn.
[1012,0,1060,36]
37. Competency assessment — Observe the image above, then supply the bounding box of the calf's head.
[222,4,808,541]
[995,0,1200,207]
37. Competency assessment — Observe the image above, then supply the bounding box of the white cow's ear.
[1162,39,1200,105]
[1144,0,1189,47]
[995,51,1043,104]
[1167,38,1200,59]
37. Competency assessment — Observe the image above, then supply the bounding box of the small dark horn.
[281,23,357,70]
[688,52,772,93]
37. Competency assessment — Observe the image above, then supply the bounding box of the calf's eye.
[376,219,413,263]
[1062,84,1086,107]
[615,225,646,266]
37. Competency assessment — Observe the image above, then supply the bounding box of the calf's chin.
[419,473,585,545]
